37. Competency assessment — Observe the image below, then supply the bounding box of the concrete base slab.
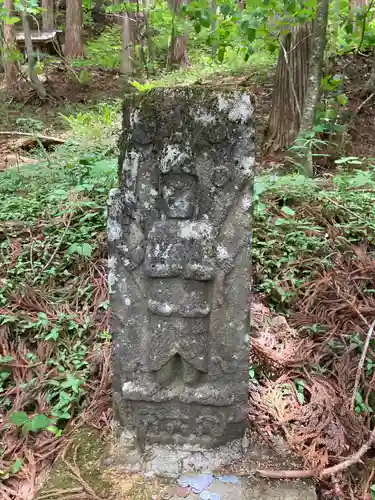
[114,431,245,478]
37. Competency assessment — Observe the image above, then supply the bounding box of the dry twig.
[0,131,66,143]
[350,318,375,411]
[257,421,375,479]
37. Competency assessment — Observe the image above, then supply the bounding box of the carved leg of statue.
[153,358,176,386]
[182,360,201,386]
[214,270,226,308]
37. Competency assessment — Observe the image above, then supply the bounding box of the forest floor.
[1,52,375,500]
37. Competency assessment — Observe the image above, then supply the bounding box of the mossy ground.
[36,427,165,500]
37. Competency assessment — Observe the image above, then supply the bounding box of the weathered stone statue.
[108,87,254,474]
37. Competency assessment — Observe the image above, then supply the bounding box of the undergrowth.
[252,166,375,499]
[0,148,116,490]
[253,167,375,310]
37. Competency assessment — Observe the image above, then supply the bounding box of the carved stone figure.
[108,87,254,463]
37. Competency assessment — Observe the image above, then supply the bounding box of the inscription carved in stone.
[108,87,254,453]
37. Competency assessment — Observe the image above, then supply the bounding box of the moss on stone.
[36,426,168,499]
[36,427,113,498]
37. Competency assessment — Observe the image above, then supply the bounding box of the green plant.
[253,166,375,309]
[78,69,93,85]
[15,117,45,132]
[0,458,24,480]
[10,412,57,435]
[72,26,122,69]
[59,102,121,156]
[295,379,306,404]
[354,392,373,414]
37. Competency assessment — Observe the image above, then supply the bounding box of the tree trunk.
[0,24,4,73]
[3,0,19,90]
[113,0,122,25]
[167,0,189,68]
[120,12,134,74]
[142,0,154,67]
[20,7,47,98]
[299,0,329,176]
[211,0,217,57]
[169,32,189,67]
[365,50,375,93]
[42,0,54,30]
[93,0,103,23]
[64,0,84,59]
[266,24,312,151]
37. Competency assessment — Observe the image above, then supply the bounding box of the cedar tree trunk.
[20,7,47,98]
[64,0,84,59]
[167,0,189,68]
[120,11,134,74]
[299,0,329,176]
[42,0,54,30]
[266,24,312,151]
[3,0,18,90]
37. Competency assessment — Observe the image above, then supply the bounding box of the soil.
[343,53,375,158]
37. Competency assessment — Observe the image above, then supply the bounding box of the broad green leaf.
[10,412,29,426]
[218,46,226,62]
[246,27,256,43]
[355,391,363,404]
[281,206,295,216]
[31,414,52,432]
[336,93,348,106]
[335,156,362,165]
[45,327,59,341]
[11,458,24,474]
[5,16,20,24]
[67,243,93,258]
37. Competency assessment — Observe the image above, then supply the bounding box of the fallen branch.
[38,487,84,500]
[351,318,375,411]
[0,131,66,143]
[357,92,375,113]
[257,424,375,479]
[61,444,102,500]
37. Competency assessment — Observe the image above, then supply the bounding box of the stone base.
[169,476,316,500]
[113,430,246,479]
[37,426,317,500]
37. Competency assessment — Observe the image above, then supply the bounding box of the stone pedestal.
[108,87,254,474]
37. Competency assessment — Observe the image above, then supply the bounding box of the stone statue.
[108,87,254,471]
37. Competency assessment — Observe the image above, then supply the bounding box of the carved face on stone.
[161,173,197,219]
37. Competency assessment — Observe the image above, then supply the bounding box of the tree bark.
[142,0,154,67]
[299,0,329,176]
[120,11,134,74]
[365,50,375,93]
[169,32,189,67]
[211,0,217,57]
[113,0,122,25]
[93,0,103,24]
[266,24,312,151]
[42,0,54,30]
[3,0,19,90]
[64,0,84,59]
[20,6,47,98]
[167,0,189,68]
